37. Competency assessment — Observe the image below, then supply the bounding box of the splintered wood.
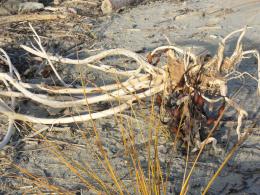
[0,26,259,150]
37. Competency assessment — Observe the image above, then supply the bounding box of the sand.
[0,0,259,194]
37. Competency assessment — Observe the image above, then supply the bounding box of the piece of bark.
[101,0,144,14]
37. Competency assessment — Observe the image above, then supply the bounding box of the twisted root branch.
[0,27,259,150]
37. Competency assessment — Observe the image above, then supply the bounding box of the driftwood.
[101,0,144,14]
[0,14,66,25]
[0,26,259,152]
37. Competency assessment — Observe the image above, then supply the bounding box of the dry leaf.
[166,50,185,84]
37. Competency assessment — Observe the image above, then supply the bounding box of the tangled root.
[0,26,259,150]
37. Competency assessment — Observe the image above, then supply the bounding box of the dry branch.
[0,14,66,25]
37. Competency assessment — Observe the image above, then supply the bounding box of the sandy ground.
[0,0,260,194]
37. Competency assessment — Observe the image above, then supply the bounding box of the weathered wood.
[0,14,66,25]
[101,0,144,14]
